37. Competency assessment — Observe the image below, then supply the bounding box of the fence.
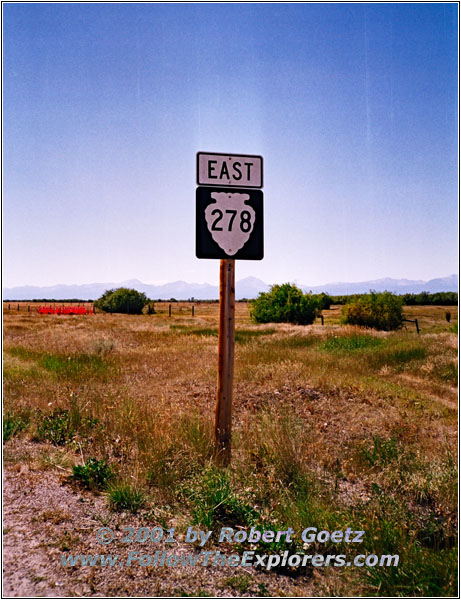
[3,302,94,314]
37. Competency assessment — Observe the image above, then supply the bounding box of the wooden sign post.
[215,259,235,466]
[196,151,263,466]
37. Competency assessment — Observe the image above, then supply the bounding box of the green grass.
[171,325,217,337]
[183,466,258,529]
[360,435,399,467]
[108,482,145,513]
[320,334,384,352]
[432,362,458,384]
[6,346,110,380]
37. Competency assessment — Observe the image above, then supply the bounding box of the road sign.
[196,186,263,260]
[195,151,264,466]
[197,152,263,188]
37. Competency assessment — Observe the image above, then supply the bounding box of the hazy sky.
[3,2,458,288]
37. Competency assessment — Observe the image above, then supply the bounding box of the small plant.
[36,405,99,446]
[224,575,251,593]
[184,466,258,528]
[36,409,74,445]
[108,482,145,513]
[257,583,270,596]
[361,435,399,467]
[3,411,29,442]
[72,458,113,490]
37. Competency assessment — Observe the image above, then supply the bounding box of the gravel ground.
[3,439,319,598]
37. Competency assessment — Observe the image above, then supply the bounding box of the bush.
[72,458,113,490]
[251,283,319,325]
[341,291,403,331]
[94,288,148,314]
[312,292,333,310]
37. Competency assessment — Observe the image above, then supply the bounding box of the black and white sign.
[196,187,263,260]
[197,152,263,188]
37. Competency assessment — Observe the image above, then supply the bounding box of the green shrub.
[251,283,319,325]
[72,458,113,490]
[312,292,333,310]
[341,291,403,331]
[94,288,148,314]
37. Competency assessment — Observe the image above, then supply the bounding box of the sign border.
[196,186,264,260]
[196,151,264,189]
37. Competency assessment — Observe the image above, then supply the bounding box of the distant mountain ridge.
[3,274,458,300]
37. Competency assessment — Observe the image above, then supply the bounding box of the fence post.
[169,304,171,317]
[192,305,195,317]
[28,305,30,312]
[415,319,420,334]
[320,314,324,325]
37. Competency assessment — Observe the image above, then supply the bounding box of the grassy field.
[3,303,458,596]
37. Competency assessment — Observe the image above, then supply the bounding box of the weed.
[36,410,73,445]
[257,583,270,596]
[108,482,145,513]
[184,466,258,528]
[34,391,100,446]
[3,411,29,442]
[72,458,113,490]
[224,575,251,592]
[432,362,458,384]
[36,406,99,446]
[360,435,399,467]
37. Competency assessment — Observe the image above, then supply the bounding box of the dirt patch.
[3,438,317,597]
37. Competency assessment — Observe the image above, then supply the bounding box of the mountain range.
[3,274,458,301]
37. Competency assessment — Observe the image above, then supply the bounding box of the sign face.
[196,187,263,260]
[197,152,263,189]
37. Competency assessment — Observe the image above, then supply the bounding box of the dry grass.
[3,303,458,596]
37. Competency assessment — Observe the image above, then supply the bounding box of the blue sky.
[3,2,458,288]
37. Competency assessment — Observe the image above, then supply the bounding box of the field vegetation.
[3,301,458,596]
